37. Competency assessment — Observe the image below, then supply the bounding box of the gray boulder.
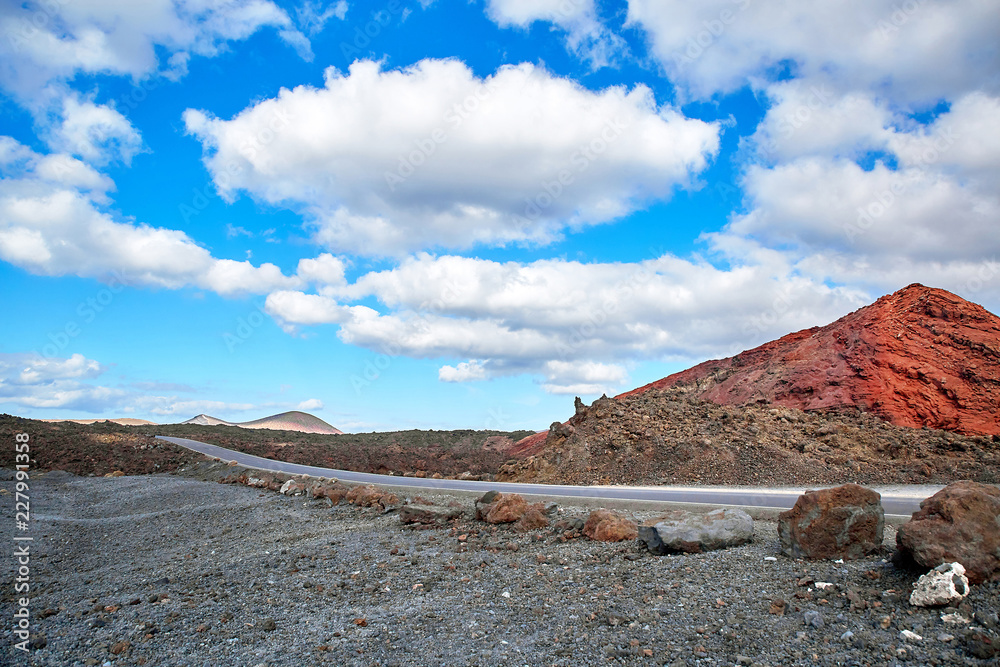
[399,504,463,525]
[640,508,754,555]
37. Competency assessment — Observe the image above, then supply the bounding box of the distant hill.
[182,414,235,427]
[179,410,343,435]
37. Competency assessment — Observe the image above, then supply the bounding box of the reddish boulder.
[778,484,884,560]
[346,485,383,506]
[309,481,350,504]
[514,507,550,532]
[896,481,1000,583]
[475,492,530,524]
[583,510,638,542]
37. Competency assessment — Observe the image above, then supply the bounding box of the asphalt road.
[157,435,933,516]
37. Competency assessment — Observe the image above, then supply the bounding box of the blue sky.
[0,0,997,431]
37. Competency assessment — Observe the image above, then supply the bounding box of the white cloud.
[0,353,121,411]
[0,0,312,102]
[266,252,867,394]
[748,83,895,163]
[296,0,348,35]
[296,397,324,410]
[718,88,1000,303]
[485,0,626,67]
[296,253,348,291]
[10,353,104,384]
[540,360,627,395]
[714,159,999,300]
[626,0,1000,103]
[184,58,720,256]
[0,138,303,296]
[47,95,144,165]
[888,92,1000,188]
[439,361,487,382]
[0,351,328,417]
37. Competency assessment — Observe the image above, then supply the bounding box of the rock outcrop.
[896,480,1000,583]
[640,508,754,555]
[778,484,884,560]
[620,284,1000,436]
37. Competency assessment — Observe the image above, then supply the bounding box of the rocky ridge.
[499,390,1000,487]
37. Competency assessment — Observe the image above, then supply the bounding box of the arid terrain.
[497,390,1000,487]
[3,462,998,667]
[0,414,532,480]
[502,284,1000,487]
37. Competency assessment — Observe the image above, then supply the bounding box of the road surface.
[157,435,935,516]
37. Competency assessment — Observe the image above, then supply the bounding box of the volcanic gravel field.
[3,465,999,667]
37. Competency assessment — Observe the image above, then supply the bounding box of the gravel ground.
[3,468,998,667]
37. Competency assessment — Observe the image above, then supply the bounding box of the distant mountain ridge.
[179,410,343,435]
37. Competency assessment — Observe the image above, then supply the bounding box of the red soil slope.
[617,284,1000,436]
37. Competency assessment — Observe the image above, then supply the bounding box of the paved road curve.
[158,436,934,516]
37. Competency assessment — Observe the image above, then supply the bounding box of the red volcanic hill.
[512,283,1000,457]
[620,283,1000,436]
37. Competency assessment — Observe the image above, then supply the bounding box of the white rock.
[900,629,922,642]
[501,590,510,598]
[764,556,777,562]
[940,612,971,625]
[815,582,835,590]
[909,562,970,607]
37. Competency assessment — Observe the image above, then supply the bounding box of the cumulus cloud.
[296,398,324,411]
[0,137,306,296]
[0,353,121,411]
[540,360,628,395]
[485,0,626,67]
[719,89,1000,302]
[296,253,348,291]
[439,361,488,383]
[0,0,312,101]
[184,58,720,256]
[626,0,1000,103]
[10,353,104,384]
[266,252,867,394]
[46,95,144,165]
